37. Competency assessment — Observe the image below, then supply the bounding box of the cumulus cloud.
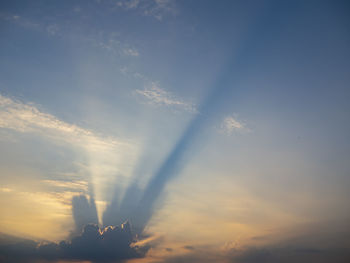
[0,222,148,263]
[135,82,196,113]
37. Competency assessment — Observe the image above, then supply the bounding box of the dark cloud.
[183,245,195,251]
[0,192,155,262]
[0,223,149,263]
[72,194,98,234]
[58,222,144,262]
[0,237,38,263]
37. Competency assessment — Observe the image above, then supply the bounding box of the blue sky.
[0,1,350,262]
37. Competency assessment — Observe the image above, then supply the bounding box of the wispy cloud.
[0,94,139,212]
[0,12,139,58]
[123,47,139,56]
[0,94,118,147]
[135,82,196,113]
[0,12,40,30]
[117,0,140,10]
[116,0,177,21]
[46,23,60,36]
[220,115,245,135]
[42,179,88,192]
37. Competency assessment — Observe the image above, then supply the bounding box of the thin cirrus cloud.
[0,11,139,59]
[116,0,177,21]
[135,82,197,113]
[0,94,138,214]
[0,94,128,151]
[123,47,140,57]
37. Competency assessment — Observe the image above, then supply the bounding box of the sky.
[0,0,350,262]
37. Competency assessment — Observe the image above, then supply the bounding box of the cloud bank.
[0,222,147,263]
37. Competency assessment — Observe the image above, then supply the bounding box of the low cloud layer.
[154,242,350,263]
[0,222,147,263]
[155,221,350,263]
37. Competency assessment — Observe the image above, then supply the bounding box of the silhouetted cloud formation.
[0,222,147,263]
[72,194,98,234]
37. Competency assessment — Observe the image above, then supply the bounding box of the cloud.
[46,24,60,36]
[227,246,350,263]
[220,115,245,134]
[117,0,140,10]
[123,47,139,56]
[183,245,195,251]
[0,92,135,167]
[0,11,138,59]
[91,32,141,58]
[42,180,88,192]
[0,94,117,148]
[116,0,177,21]
[0,187,13,193]
[135,82,196,113]
[0,94,138,215]
[0,223,148,263]
[58,223,144,261]
[151,245,350,263]
[152,221,350,263]
[72,195,99,235]
[0,13,40,30]
[151,246,225,263]
[144,0,177,21]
